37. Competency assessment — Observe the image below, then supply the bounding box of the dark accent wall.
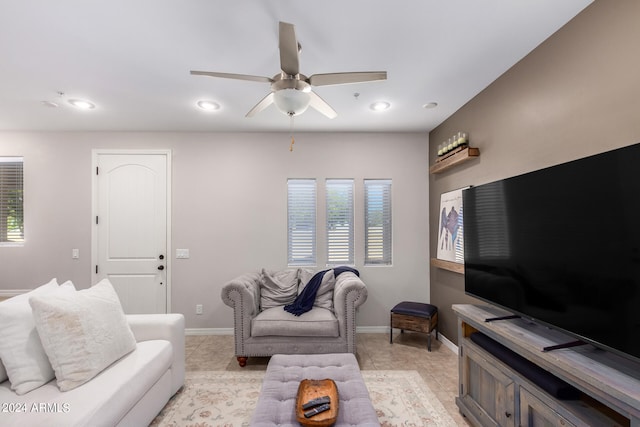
[429,0,640,345]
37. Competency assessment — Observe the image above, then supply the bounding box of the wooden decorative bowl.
[295,379,339,427]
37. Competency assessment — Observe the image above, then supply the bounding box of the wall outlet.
[196,304,203,315]
[72,248,80,259]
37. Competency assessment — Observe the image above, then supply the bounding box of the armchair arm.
[333,272,368,353]
[126,313,185,395]
[220,272,262,356]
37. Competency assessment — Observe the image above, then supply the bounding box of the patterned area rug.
[151,370,457,426]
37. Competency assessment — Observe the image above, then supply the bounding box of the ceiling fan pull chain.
[289,113,295,152]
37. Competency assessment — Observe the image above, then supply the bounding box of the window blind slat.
[365,179,392,265]
[326,179,354,265]
[0,157,24,243]
[288,179,316,265]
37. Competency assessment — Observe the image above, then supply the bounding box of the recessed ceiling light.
[68,99,95,110]
[197,100,221,111]
[41,101,59,108]
[370,101,390,111]
[423,102,438,109]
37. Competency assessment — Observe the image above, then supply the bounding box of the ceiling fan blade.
[190,70,273,84]
[308,71,387,87]
[279,22,300,76]
[245,92,275,117]
[308,91,337,119]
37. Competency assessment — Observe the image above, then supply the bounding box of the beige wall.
[0,131,429,330]
[429,0,640,344]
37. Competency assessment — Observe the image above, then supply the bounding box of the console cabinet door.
[459,344,516,427]
[519,387,577,427]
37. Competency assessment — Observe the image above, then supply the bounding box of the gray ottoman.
[250,353,379,426]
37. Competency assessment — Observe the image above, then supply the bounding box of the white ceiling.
[0,0,592,133]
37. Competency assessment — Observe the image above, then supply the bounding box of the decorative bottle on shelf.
[447,137,454,152]
[452,134,459,149]
[457,132,468,147]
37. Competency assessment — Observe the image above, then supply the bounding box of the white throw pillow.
[0,279,75,395]
[29,278,137,392]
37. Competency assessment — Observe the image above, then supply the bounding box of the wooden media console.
[453,304,640,427]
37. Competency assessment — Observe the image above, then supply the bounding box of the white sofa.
[0,313,185,427]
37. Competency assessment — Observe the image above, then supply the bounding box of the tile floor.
[184,332,472,426]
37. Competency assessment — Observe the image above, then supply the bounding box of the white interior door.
[93,151,170,314]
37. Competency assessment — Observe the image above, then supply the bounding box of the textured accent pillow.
[298,269,336,311]
[29,278,137,392]
[0,279,75,395]
[260,269,299,311]
[298,268,315,289]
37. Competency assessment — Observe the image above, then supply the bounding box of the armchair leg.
[237,356,248,367]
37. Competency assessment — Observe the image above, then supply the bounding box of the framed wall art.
[437,186,469,264]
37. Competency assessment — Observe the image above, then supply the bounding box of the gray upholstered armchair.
[221,268,368,367]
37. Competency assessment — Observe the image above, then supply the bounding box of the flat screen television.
[463,142,640,363]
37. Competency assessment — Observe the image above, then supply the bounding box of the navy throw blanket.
[284,266,359,316]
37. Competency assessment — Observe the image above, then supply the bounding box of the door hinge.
[460,383,464,395]
[95,265,98,274]
[96,166,99,175]
[96,216,99,225]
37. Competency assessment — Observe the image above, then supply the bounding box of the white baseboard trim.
[186,328,233,336]
[438,332,459,355]
[0,289,27,299]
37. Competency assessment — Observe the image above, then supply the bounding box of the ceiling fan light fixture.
[68,99,95,110]
[370,101,390,111]
[274,88,311,116]
[196,100,221,111]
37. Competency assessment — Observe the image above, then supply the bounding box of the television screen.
[463,143,640,363]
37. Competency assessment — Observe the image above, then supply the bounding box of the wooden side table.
[390,301,438,351]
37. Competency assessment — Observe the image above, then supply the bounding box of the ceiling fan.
[190,22,387,119]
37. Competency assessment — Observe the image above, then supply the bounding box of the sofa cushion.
[29,279,136,391]
[298,269,335,311]
[0,340,172,427]
[251,306,339,337]
[260,269,299,311]
[0,279,75,395]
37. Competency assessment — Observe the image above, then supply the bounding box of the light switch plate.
[176,249,190,259]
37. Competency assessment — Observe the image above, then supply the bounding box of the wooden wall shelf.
[430,146,480,174]
[430,258,464,274]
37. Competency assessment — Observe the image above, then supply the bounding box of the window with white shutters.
[0,157,24,244]
[326,179,354,265]
[364,179,392,265]
[287,179,316,266]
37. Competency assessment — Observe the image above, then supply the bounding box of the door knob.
[157,265,165,271]
[159,254,165,260]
